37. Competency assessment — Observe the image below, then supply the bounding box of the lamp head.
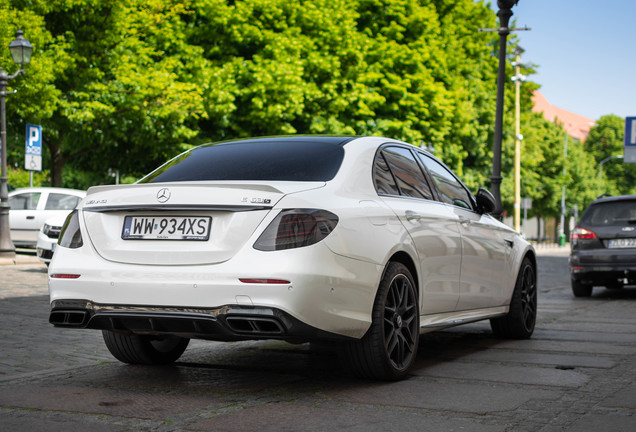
[9,30,33,67]
[497,0,519,10]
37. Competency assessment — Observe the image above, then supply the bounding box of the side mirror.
[476,187,499,215]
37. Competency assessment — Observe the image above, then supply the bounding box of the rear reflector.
[50,274,81,279]
[239,278,291,284]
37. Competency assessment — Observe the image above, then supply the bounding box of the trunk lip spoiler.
[83,204,271,213]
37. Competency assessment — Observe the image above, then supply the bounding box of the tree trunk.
[45,137,65,187]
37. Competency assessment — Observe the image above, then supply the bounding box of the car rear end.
[570,195,636,295]
[48,137,381,343]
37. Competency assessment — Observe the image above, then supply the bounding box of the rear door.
[374,146,461,314]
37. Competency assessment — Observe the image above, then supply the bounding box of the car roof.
[201,135,360,148]
[591,194,636,205]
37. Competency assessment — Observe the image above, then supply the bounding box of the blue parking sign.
[25,124,42,171]
[625,117,636,147]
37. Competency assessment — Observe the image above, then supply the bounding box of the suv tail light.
[254,209,338,251]
[58,210,84,248]
[571,226,597,240]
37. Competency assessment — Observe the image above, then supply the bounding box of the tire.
[491,257,537,339]
[571,279,593,297]
[344,262,419,381]
[102,330,189,365]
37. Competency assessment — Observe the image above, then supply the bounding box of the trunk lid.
[81,182,322,265]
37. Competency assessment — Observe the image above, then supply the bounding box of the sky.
[489,0,636,121]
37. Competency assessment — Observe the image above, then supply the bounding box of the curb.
[0,254,43,266]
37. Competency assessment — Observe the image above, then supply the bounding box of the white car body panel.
[48,136,534,350]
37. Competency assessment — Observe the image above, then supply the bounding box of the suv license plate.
[122,216,211,241]
[608,238,636,249]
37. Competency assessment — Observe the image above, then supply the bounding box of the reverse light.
[254,209,339,251]
[571,227,597,240]
[58,210,83,248]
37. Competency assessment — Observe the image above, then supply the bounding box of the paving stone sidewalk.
[0,251,634,431]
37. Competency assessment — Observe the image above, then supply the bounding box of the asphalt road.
[0,247,635,431]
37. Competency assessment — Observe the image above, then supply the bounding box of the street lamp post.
[490,0,519,216]
[0,30,33,259]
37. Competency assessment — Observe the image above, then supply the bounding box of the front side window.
[417,154,473,210]
[377,147,433,200]
[9,192,41,210]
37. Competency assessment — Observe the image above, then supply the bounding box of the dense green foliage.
[0,0,630,221]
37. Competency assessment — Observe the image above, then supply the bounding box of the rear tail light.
[254,209,339,251]
[571,227,597,240]
[58,210,84,248]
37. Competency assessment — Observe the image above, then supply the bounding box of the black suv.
[570,195,636,297]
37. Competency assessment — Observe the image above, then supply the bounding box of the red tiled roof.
[531,90,595,141]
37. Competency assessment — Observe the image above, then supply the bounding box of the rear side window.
[581,201,636,226]
[139,140,345,183]
[45,193,81,210]
[376,147,433,200]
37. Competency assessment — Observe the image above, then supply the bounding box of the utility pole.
[511,47,526,233]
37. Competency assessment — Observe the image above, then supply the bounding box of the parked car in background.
[570,194,636,297]
[36,214,68,265]
[8,187,85,249]
[48,136,536,380]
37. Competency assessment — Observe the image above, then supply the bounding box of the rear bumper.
[49,299,352,343]
[48,239,383,340]
[570,249,636,284]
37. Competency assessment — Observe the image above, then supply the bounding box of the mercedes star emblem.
[157,188,171,203]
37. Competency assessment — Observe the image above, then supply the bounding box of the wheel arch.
[385,251,419,295]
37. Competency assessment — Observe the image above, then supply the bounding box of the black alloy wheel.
[345,262,419,380]
[491,257,537,339]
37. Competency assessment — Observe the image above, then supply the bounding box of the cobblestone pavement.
[0,248,635,431]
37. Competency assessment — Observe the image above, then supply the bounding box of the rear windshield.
[139,140,345,183]
[581,200,636,226]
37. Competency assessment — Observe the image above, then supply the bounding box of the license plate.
[607,238,636,249]
[122,216,211,241]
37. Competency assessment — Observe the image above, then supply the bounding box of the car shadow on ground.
[592,286,636,300]
[77,326,509,389]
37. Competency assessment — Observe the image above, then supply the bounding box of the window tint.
[417,154,473,210]
[581,200,636,226]
[139,140,345,183]
[9,192,41,210]
[380,147,433,200]
[373,152,399,195]
[45,193,81,210]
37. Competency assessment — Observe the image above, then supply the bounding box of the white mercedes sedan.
[48,136,536,380]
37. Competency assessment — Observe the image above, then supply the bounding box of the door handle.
[26,216,35,220]
[504,238,514,248]
[458,216,470,227]
[405,211,423,222]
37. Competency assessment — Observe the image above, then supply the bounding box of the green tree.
[585,114,636,196]
[3,0,206,187]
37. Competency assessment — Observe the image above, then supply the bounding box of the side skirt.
[419,306,509,333]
